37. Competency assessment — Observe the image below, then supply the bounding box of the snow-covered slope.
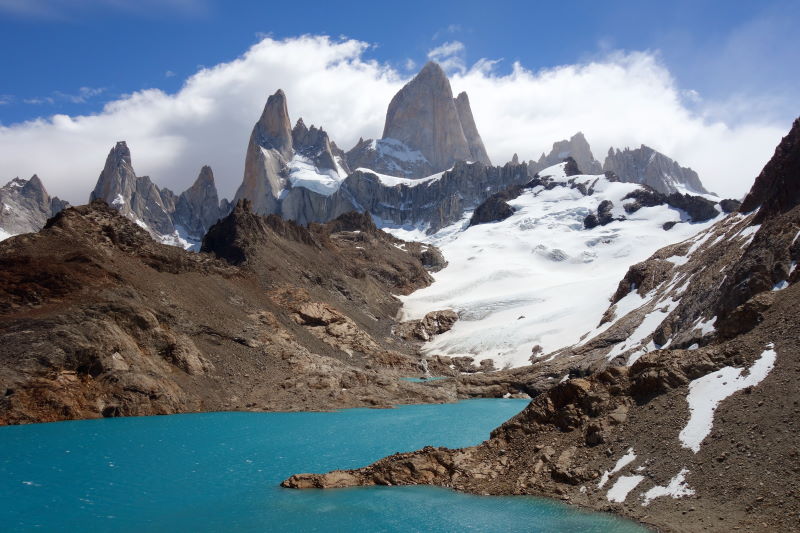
[393,163,723,369]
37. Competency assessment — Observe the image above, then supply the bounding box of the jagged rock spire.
[253,89,293,161]
[454,91,491,165]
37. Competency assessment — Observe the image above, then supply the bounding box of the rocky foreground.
[284,119,800,532]
[0,198,476,424]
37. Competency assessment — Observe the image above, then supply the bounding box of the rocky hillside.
[282,118,800,533]
[0,199,460,425]
[0,175,69,240]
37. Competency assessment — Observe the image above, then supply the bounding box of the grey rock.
[90,141,176,236]
[454,91,492,165]
[372,62,490,178]
[603,144,709,195]
[530,132,603,175]
[0,175,69,237]
[173,166,222,239]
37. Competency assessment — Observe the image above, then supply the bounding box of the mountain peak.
[254,89,293,160]
[381,62,481,172]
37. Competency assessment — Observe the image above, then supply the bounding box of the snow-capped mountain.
[0,175,69,241]
[394,161,727,369]
[90,141,228,249]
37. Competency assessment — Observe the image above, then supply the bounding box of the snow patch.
[607,475,645,503]
[598,448,637,488]
[641,468,695,506]
[287,154,344,196]
[679,343,777,453]
[356,168,445,188]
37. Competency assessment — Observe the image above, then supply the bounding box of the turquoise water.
[399,376,450,382]
[0,400,646,532]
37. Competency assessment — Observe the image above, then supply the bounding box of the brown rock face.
[739,116,800,222]
[382,62,485,173]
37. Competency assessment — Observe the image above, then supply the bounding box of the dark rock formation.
[604,144,708,195]
[469,183,524,227]
[396,310,459,342]
[739,117,800,222]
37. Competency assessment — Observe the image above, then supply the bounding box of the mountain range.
[1,60,797,533]
[0,61,714,243]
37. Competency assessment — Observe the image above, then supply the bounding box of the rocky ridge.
[0,199,461,425]
[604,145,708,195]
[90,141,228,248]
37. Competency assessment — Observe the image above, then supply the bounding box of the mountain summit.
[381,61,491,173]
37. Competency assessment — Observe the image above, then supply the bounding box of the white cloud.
[0,35,789,203]
[165,70,176,78]
[427,40,466,74]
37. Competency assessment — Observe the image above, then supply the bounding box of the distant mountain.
[529,131,603,175]
[0,175,69,240]
[90,141,228,248]
[604,144,709,195]
[231,62,515,231]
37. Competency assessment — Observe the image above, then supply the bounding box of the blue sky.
[0,0,797,201]
[1,0,797,126]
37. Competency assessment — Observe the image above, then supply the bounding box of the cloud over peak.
[0,34,788,202]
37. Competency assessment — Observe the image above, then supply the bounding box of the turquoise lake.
[0,399,647,532]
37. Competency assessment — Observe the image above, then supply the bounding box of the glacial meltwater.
[1,399,647,532]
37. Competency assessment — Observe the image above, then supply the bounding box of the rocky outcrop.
[0,175,69,238]
[739,117,800,222]
[233,90,293,215]
[530,132,603,175]
[396,310,458,341]
[454,92,491,166]
[90,141,176,236]
[604,144,709,195]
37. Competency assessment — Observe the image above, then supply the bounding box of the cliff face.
[282,118,800,533]
[382,62,473,172]
[279,160,532,230]
[0,200,456,425]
